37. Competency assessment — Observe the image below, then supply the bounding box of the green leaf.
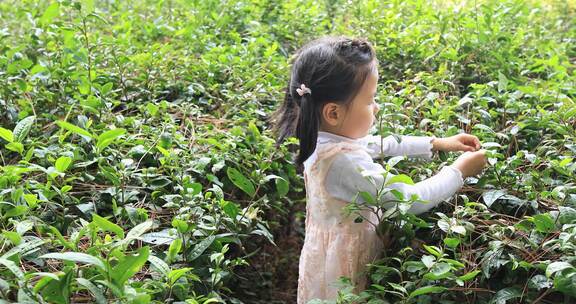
[4,205,27,218]
[6,142,24,154]
[76,278,106,304]
[168,267,192,285]
[13,116,35,142]
[532,213,556,233]
[39,252,106,271]
[409,285,447,298]
[404,261,426,273]
[100,82,113,95]
[55,156,73,173]
[388,282,407,295]
[458,270,481,281]
[226,167,255,197]
[30,64,47,76]
[359,191,375,204]
[421,255,435,268]
[141,231,176,245]
[96,128,126,151]
[546,261,574,278]
[0,127,14,143]
[111,246,150,286]
[61,185,72,193]
[431,262,451,276]
[220,200,240,218]
[275,177,289,197]
[474,124,496,134]
[148,255,170,276]
[188,235,216,261]
[498,71,508,92]
[0,257,24,279]
[31,272,61,281]
[172,219,189,233]
[489,287,521,304]
[558,206,576,224]
[81,0,95,15]
[56,121,93,140]
[115,220,154,248]
[40,2,59,25]
[1,238,45,260]
[24,193,38,209]
[529,275,552,291]
[2,230,21,245]
[443,237,460,248]
[125,220,154,241]
[92,214,125,239]
[444,259,465,269]
[167,238,182,263]
[248,121,261,138]
[47,226,75,251]
[149,176,171,189]
[425,262,452,280]
[80,96,103,113]
[554,272,576,297]
[423,244,442,258]
[79,77,91,95]
[93,279,122,298]
[146,103,159,116]
[482,190,506,208]
[450,225,467,235]
[38,268,73,304]
[386,174,415,186]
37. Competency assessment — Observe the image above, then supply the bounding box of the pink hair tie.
[296,84,312,96]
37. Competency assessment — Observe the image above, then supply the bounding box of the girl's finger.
[464,136,480,150]
[461,144,475,152]
[461,138,476,148]
[467,137,480,151]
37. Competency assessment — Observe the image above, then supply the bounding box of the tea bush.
[0,0,574,303]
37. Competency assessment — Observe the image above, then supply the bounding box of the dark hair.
[271,36,378,165]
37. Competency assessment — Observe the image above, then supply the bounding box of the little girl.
[273,36,487,303]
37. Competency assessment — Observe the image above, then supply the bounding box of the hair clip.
[296,84,312,96]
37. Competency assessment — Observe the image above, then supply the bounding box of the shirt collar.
[317,131,363,145]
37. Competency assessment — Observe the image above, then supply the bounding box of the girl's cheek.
[366,108,374,128]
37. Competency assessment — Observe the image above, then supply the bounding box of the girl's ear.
[322,102,342,127]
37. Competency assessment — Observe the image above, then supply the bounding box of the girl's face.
[322,69,380,139]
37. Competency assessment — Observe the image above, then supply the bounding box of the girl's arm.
[325,150,463,215]
[361,134,435,161]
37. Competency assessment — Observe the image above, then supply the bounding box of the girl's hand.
[432,134,481,152]
[452,150,488,178]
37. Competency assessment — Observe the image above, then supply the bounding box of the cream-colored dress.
[297,132,463,303]
[297,141,383,303]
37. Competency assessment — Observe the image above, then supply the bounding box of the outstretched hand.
[432,134,481,153]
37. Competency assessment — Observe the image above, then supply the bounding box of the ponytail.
[295,94,319,165]
[271,86,300,146]
[270,85,319,166]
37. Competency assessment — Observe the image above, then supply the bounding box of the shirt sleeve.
[361,134,436,161]
[324,150,463,215]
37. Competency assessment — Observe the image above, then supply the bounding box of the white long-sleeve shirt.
[303,131,464,215]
